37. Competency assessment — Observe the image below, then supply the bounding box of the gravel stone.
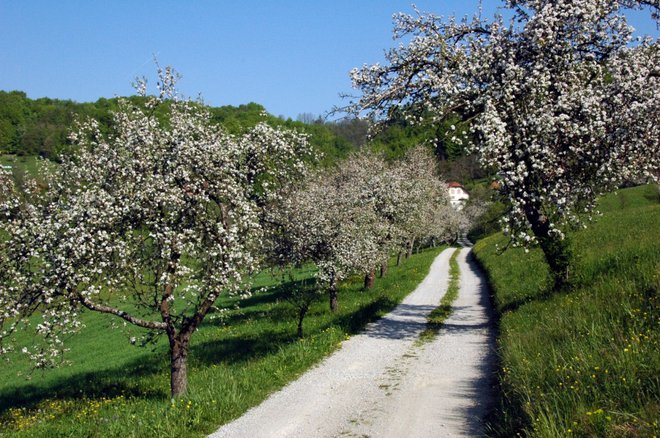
[209,247,495,438]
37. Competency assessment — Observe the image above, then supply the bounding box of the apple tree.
[349,0,659,287]
[0,67,313,397]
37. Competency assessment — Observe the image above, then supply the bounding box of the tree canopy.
[269,146,457,311]
[0,68,315,397]
[349,0,659,286]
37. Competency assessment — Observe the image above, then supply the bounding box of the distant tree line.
[0,91,357,166]
[0,91,116,160]
[1,90,489,183]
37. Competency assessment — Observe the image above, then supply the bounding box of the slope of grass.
[1,155,44,176]
[474,184,659,437]
[0,247,444,437]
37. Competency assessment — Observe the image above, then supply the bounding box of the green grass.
[0,246,445,437]
[1,155,47,176]
[473,184,659,437]
[1,154,55,190]
[418,247,461,343]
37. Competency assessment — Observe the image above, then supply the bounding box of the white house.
[447,181,469,210]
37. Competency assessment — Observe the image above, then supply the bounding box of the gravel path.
[209,247,495,438]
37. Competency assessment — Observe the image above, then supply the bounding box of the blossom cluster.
[270,146,454,290]
[349,0,658,247]
[0,67,313,366]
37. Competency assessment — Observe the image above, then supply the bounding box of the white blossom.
[0,67,313,394]
[269,146,453,308]
[349,0,658,257]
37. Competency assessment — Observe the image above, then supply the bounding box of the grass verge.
[473,185,659,437]
[418,247,461,343]
[0,247,445,437]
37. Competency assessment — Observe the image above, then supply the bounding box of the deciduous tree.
[271,154,382,311]
[0,67,312,397]
[270,147,453,307]
[349,0,659,287]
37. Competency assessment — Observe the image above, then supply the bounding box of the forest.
[0,90,352,165]
[0,89,485,182]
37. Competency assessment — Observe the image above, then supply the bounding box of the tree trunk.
[406,239,414,258]
[380,261,388,278]
[524,204,571,290]
[539,235,571,290]
[297,305,308,338]
[364,269,376,289]
[169,336,189,398]
[396,252,402,266]
[329,274,338,312]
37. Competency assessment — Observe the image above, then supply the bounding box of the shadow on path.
[442,250,498,437]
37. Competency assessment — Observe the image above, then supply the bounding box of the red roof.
[447,181,464,188]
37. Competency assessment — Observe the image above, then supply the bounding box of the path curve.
[209,248,495,438]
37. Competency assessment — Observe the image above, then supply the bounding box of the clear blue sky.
[1,1,657,120]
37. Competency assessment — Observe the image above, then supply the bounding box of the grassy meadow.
[474,184,659,437]
[0,247,445,437]
[1,155,44,175]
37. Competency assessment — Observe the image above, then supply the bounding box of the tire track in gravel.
[209,247,495,438]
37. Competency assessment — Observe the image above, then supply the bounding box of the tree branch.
[77,293,167,331]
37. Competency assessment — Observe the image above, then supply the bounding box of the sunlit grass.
[418,247,460,343]
[474,184,659,437]
[0,246,445,437]
[0,154,53,179]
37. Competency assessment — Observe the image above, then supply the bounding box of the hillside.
[0,91,355,166]
[0,90,494,185]
[0,247,445,437]
[473,185,659,437]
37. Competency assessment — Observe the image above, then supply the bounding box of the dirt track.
[209,247,495,438]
